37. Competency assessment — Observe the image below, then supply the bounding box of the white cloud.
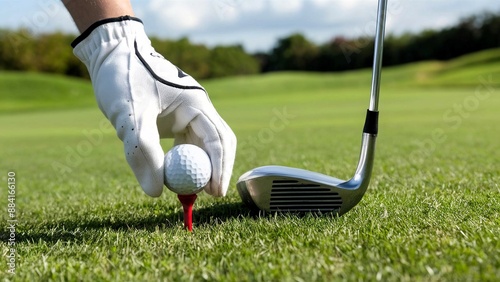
[240,0,266,12]
[142,0,212,31]
[270,0,303,15]
[310,0,332,7]
[212,0,244,22]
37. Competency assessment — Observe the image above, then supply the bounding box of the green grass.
[0,50,499,281]
[0,71,95,114]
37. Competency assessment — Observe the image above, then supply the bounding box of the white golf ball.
[164,144,212,195]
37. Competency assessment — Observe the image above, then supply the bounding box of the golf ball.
[164,144,212,195]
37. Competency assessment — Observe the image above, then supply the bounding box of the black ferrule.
[363,110,379,135]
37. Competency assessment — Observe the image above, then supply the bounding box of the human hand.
[72,16,237,197]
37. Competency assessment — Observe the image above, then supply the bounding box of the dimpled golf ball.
[164,144,212,195]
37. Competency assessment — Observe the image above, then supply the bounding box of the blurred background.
[0,0,499,80]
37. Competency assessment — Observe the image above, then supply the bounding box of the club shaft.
[369,0,388,112]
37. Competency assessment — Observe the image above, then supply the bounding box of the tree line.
[0,30,259,79]
[261,11,500,72]
[0,11,499,79]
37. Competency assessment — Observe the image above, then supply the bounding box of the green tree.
[268,33,318,71]
[209,45,259,78]
[0,29,37,71]
[36,33,75,73]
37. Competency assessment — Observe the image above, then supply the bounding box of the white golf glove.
[72,16,237,197]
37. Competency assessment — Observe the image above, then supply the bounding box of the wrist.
[64,0,135,33]
[71,16,143,48]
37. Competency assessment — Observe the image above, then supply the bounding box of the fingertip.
[131,163,164,197]
[123,130,166,198]
[143,185,163,197]
[204,181,227,197]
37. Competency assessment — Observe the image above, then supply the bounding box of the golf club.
[236,0,388,215]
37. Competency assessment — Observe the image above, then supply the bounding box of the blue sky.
[0,0,498,52]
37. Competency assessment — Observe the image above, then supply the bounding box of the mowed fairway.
[1,50,499,281]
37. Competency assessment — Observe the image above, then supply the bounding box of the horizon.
[0,0,498,52]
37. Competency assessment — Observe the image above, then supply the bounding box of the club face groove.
[269,180,343,212]
[237,165,353,215]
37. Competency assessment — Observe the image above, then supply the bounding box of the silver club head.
[237,133,376,215]
[236,0,388,215]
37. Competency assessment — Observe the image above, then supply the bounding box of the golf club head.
[236,0,387,216]
[237,133,376,215]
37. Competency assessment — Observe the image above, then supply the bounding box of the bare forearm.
[63,0,134,32]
